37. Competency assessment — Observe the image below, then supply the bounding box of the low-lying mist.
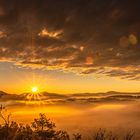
[1,91,140,137]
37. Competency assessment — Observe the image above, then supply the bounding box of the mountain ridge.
[0,90,140,104]
[1,90,140,97]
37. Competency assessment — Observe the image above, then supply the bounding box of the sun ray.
[32,87,38,93]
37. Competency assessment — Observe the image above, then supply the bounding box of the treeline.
[0,105,135,140]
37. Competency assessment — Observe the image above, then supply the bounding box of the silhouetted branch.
[0,110,138,140]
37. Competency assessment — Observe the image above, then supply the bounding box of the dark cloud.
[0,0,140,79]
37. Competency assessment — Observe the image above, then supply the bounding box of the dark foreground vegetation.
[0,105,135,140]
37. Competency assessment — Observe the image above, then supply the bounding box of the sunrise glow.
[31,87,38,93]
[1,1,140,139]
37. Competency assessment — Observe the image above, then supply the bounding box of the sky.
[0,0,140,94]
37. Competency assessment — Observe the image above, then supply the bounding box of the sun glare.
[32,87,38,93]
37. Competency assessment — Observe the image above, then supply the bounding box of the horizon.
[1,89,140,95]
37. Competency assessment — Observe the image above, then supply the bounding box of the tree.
[0,105,11,126]
[32,113,56,140]
[32,113,55,131]
[55,131,70,140]
[0,105,11,140]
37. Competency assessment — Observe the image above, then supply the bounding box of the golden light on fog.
[32,87,38,93]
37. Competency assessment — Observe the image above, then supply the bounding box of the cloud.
[1,91,140,106]
[38,28,63,39]
[0,0,140,79]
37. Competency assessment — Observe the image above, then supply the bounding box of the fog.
[1,100,139,137]
[1,92,140,137]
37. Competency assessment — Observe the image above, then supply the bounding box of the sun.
[32,87,38,93]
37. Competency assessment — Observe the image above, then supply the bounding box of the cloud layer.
[1,91,140,106]
[0,0,140,79]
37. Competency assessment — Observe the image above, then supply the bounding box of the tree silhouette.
[0,105,136,140]
[0,105,12,140]
[31,113,56,140]
[32,113,55,131]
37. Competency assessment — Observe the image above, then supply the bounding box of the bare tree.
[0,105,12,140]
[0,105,11,126]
